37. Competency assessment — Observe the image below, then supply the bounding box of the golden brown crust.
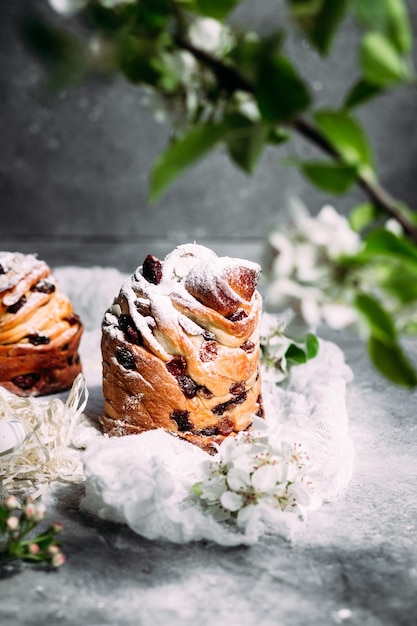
[0,252,83,396]
[100,244,264,452]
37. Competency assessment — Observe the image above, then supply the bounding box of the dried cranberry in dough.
[27,334,50,346]
[230,381,245,395]
[115,346,136,370]
[199,340,218,362]
[177,375,198,399]
[142,255,163,284]
[12,373,40,390]
[227,309,248,322]
[118,314,142,345]
[171,410,193,432]
[240,340,255,353]
[166,356,187,377]
[217,417,235,436]
[7,296,27,314]
[31,280,55,294]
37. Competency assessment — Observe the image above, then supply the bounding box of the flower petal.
[227,467,251,491]
[251,464,281,491]
[220,490,244,512]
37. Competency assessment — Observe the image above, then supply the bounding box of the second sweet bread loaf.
[0,252,83,396]
[101,243,264,452]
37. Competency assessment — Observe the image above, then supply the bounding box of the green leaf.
[255,54,311,123]
[294,160,358,193]
[305,332,320,360]
[349,202,383,231]
[285,343,307,364]
[87,0,172,34]
[352,0,412,54]
[267,126,290,145]
[383,0,413,54]
[343,79,383,110]
[363,229,417,264]
[381,263,417,305]
[367,335,417,387]
[355,293,396,342]
[150,123,226,202]
[191,0,242,20]
[190,482,203,496]
[231,33,274,84]
[313,109,374,168]
[352,0,387,29]
[224,113,268,173]
[289,0,349,55]
[118,35,163,85]
[360,31,410,86]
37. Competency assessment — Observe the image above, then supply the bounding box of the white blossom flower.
[192,422,321,531]
[265,202,364,330]
[188,18,234,56]
[298,205,362,258]
[233,91,261,122]
[322,302,359,330]
[47,0,87,15]
[198,473,227,504]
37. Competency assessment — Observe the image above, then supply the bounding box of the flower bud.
[22,502,37,520]
[51,551,66,568]
[6,516,19,531]
[28,543,41,555]
[51,522,63,534]
[4,495,20,511]
[23,501,46,522]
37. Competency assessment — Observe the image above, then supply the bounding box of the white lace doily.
[53,266,354,546]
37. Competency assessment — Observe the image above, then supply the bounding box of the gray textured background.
[1,0,417,271]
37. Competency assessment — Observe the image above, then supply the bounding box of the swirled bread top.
[0,251,79,345]
[103,243,262,359]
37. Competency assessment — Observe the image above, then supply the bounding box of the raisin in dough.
[0,252,83,396]
[101,243,264,452]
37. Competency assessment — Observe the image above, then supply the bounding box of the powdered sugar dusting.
[103,243,262,358]
[0,251,51,303]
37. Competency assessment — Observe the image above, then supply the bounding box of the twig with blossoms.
[191,418,322,531]
[0,495,65,568]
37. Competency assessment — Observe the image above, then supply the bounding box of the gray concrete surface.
[1,328,416,626]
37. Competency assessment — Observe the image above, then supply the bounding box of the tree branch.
[293,117,417,243]
[175,36,417,243]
